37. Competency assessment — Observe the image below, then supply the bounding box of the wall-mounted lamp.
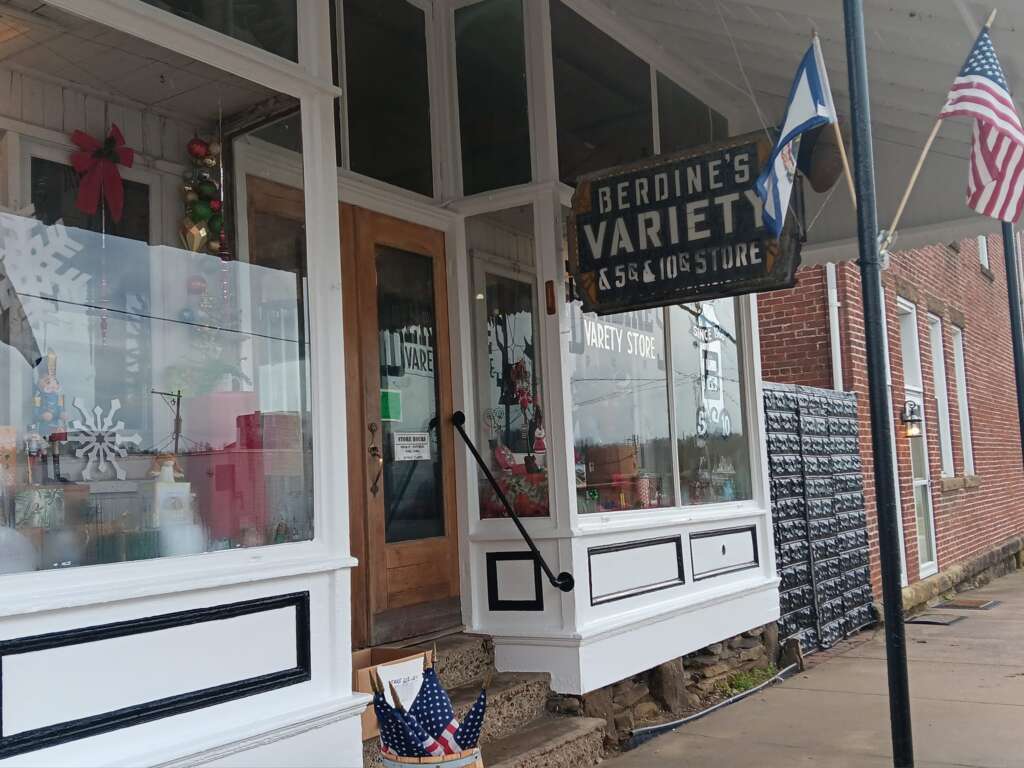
[900,400,923,438]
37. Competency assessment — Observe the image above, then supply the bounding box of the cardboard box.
[352,647,434,740]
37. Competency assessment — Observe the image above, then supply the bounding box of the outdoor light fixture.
[901,400,923,438]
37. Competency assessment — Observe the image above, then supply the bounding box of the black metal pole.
[1000,222,1024,468]
[842,2,914,766]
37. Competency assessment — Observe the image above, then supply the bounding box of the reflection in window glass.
[343,0,433,197]
[455,0,531,195]
[569,303,674,513]
[141,0,298,60]
[468,207,549,518]
[657,73,728,154]
[550,0,652,184]
[670,300,751,505]
[0,5,312,574]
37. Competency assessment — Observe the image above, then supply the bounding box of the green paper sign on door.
[381,388,402,422]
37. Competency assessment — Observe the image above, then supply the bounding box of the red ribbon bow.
[70,124,134,223]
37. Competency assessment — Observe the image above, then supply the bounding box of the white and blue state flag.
[755,36,837,237]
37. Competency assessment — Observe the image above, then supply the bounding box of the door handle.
[369,423,384,496]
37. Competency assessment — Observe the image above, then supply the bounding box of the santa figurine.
[532,424,547,470]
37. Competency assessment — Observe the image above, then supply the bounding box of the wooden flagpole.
[883,7,998,249]
[834,120,857,209]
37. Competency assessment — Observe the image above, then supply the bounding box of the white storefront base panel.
[493,578,779,695]
[0,569,367,768]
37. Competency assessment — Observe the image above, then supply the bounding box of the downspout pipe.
[1000,222,1024,469]
[826,262,844,391]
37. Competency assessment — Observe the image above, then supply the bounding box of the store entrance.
[341,205,461,648]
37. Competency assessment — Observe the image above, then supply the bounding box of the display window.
[670,300,752,505]
[0,2,314,574]
[141,1,299,61]
[469,205,550,519]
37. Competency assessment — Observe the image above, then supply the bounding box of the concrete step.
[451,672,550,744]
[361,671,550,767]
[482,716,606,768]
[405,632,495,690]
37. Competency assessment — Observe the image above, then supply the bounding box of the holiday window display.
[478,276,549,520]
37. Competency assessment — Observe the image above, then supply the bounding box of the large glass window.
[455,0,531,195]
[550,0,653,184]
[657,73,728,154]
[671,300,751,505]
[342,0,434,197]
[141,1,298,60]
[469,206,549,519]
[569,303,675,513]
[0,5,313,574]
[561,210,752,514]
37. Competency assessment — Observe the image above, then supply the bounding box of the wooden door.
[342,204,461,648]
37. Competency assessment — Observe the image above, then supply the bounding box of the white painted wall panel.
[690,528,757,580]
[2,606,297,736]
[589,539,681,603]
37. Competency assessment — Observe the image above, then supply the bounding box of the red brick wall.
[760,236,1024,595]
[758,265,834,389]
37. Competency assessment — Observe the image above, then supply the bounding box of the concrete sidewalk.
[610,568,1024,767]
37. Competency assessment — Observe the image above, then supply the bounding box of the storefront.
[1,0,992,765]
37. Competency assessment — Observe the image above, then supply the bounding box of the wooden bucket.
[379,749,483,768]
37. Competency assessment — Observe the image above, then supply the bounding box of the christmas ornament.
[189,199,212,223]
[206,239,221,254]
[70,397,142,481]
[69,123,135,223]
[186,275,207,295]
[179,219,208,251]
[207,140,222,157]
[185,190,199,204]
[187,136,209,159]
[207,213,223,236]
[202,155,217,168]
[210,199,222,213]
[197,180,218,200]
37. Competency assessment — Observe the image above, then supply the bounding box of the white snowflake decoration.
[70,398,142,481]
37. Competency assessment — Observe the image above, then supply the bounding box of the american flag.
[940,28,1024,222]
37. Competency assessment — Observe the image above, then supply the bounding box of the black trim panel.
[588,536,685,606]
[690,525,759,581]
[486,552,543,611]
[0,592,311,759]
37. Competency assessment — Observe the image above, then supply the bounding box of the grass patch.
[717,665,777,696]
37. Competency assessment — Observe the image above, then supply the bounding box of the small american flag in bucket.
[939,27,1024,222]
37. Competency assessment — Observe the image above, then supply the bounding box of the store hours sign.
[568,133,801,314]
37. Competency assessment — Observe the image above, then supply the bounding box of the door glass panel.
[914,484,935,564]
[910,430,928,482]
[377,247,444,542]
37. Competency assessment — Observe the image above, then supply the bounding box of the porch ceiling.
[596,0,1024,261]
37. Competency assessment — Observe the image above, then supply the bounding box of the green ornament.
[208,213,223,236]
[197,180,219,200]
[190,200,213,223]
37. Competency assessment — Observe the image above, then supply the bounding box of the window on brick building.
[927,314,954,477]
[951,327,976,475]
[978,235,990,271]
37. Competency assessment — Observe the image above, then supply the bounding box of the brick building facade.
[760,234,1024,597]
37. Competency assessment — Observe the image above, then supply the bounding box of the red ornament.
[209,199,222,213]
[186,275,207,295]
[187,136,210,159]
[70,124,134,223]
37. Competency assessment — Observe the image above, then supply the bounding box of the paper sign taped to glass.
[567,131,802,315]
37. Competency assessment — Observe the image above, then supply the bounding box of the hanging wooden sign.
[567,132,802,315]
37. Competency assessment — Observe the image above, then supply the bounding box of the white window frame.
[897,298,938,577]
[927,313,954,477]
[1,0,350,618]
[951,326,976,476]
[978,234,990,270]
